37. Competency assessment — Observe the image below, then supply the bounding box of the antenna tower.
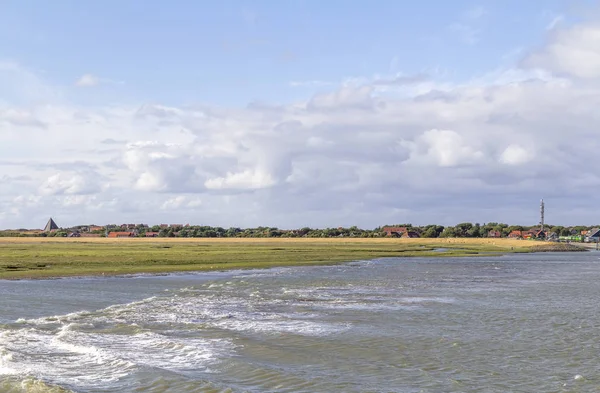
[540,199,545,231]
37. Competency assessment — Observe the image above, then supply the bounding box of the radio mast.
[540,199,545,231]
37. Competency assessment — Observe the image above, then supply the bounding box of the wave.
[0,376,74,393]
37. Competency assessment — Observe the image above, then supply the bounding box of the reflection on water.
[0,252,599,392]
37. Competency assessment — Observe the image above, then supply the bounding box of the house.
[89,226,104,232]
[67,232,81,237]
[382,226,408,237]
[547,232,559,241]
[107,231,134,238]
[145,232,159,237]
[508,230,523,239]
[402,231,420,238]
[487,230,502,238]
[586,228,600,242]
[522,230,537,240]
[534,230,546,240]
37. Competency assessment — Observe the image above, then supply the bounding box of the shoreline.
[0,237,588,281]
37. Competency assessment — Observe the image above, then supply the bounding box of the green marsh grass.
[0,237,576,279]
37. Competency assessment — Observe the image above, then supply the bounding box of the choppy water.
[1,252,600,392]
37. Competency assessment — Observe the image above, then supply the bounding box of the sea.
[0,251,599,392]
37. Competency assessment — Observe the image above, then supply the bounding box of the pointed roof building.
[44,218,59,232]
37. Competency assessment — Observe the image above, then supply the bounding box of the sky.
[1,0,600,229]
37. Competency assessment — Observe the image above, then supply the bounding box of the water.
[0,252,599,392]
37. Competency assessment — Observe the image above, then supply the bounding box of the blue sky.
[0,0,571,105]
[2,1,600,229]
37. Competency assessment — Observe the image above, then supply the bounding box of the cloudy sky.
[1,0,600,229]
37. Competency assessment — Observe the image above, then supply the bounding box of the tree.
[422,225,444,238]
[560,228,572,236]
[440,227,457,238]
[550,226,564,236]
[422,227,438,238]
[468,223,482,238]
[454,223,473,237]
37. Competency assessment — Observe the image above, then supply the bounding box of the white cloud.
[402,129,485,167]
[76,74,100,87]
[205,169,276,190]
[75,73,123,87]
[308,85,377,110]
[161,195,202,210]
[525,24,600,78]
[500,144,532,165]
[38,172,102,196]
[61,195,97,206]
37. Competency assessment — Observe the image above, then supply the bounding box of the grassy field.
[0,237,583,280]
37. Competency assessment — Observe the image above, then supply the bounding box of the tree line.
[24,222,598,238]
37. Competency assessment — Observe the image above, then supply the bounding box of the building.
[382,226,408,237]
[585,228,600,242]
[508,230,523,239]
[522,230,538,240]
[402,231,420,238]
[145,232,159,237]
[487,230,502,238]
[107,231,134,238]
[44,218,59,232]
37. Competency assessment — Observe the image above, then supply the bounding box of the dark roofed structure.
[44,218,59,232]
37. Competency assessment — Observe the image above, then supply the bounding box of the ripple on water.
[1,254,600,392]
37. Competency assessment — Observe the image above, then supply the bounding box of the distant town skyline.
[2,1,600,228]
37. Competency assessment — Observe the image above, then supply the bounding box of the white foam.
[399,296,455,304]
[0,275,379,389]
[0,308,234,390]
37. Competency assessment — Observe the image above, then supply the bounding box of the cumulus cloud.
[161,195,202,210]
[500,144,532,165]
[524,24,600,78]
[38,172,102,196]
[122,141,204,192]
[403,129,485,167]
[205,169,276,190]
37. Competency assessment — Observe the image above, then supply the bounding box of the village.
[31,216,600,243]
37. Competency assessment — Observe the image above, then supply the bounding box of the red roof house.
[508,230,523,239]
[488,230,502,238]
[382,226,408,237]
